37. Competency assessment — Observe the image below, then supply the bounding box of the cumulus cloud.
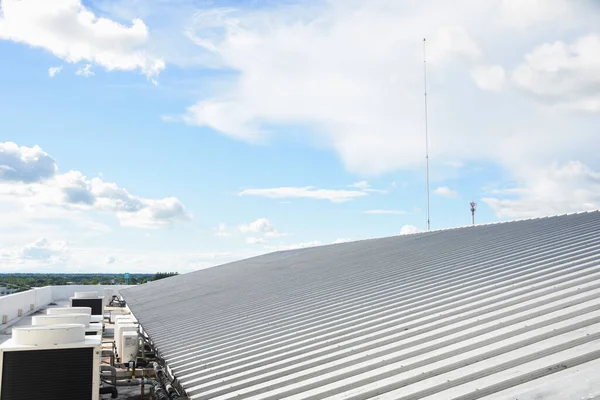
[0,142,190,228]
[483,161,600,219]
[75,64,95,78]
[400,225,421,235]
[170,0,600,208]
[118,197,190,228]
[176,1,498,175]
[19,237,69,263]
[239,186,367,203]
[52,170,191,227]
[511,34,600,112]
[0,142,57,183]
[0,0,165,80]
[216,218,284,239]
[239,218,277,235]
[434,186,460,199]
[48,66,62,77]
[105,255,116,264]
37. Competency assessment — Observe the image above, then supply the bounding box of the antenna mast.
[470,201,477,226]
[423,38,431,231]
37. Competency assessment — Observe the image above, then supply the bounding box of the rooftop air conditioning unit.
[32,313,103,336]
[48,306,103,324]
[114,319,138,363]
[120,331,139,365]
[70,293,104,317]
[0,324,101,400]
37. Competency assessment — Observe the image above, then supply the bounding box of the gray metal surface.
[121,211,600,399]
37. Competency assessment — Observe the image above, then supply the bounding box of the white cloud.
[0,0,165,80]
[0,243,262,274]
[350,181,387,194]
[105,255,116,264]
[48,66,62,77]
[434,186,460,198]
[0,142,190,229]
[364,209,407,215]
[13,237,69,264]
[351,181,371,190]
[246,236,267,245]
[333,238,353,244]
[400,225,421,235]
[511,34,600,112]
[171,0,600,191]
[177,1,498,175]
[239,217,276,234]
[215,218,284,239]
[117,197,190,228]
[76,64,95,78]
[52,170,191,228]
[426,26,481,65]
[239,186,367,203]
[483,161,600,219]
[498,0,574,29]
[471,65,505,92]
[0,142,57,183]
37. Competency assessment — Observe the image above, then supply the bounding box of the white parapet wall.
[0,285,132,328]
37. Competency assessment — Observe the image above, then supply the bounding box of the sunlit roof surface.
[122,211,600,399]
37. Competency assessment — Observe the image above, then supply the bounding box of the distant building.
[0,287,17,297]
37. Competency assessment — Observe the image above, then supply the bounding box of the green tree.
[150,272,179,281]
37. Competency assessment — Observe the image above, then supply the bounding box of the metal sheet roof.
[121,211,600,399]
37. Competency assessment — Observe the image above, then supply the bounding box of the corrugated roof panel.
[121,211,600,399]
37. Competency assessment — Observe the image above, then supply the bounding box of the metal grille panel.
[72,298,103,315]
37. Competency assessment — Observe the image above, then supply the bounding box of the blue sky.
[1,0,599,273]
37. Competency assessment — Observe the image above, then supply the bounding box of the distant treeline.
[0,272,180,293]
[150,272,179,281]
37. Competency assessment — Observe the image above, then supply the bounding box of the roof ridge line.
[330,210,600,245]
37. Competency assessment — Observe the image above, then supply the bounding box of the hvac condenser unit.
[70,292,104,317]
[48,306,103,323]
[120,331,139,365]
[32,313,103,336]
[115,322,138,362]
[0,324,101,400]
